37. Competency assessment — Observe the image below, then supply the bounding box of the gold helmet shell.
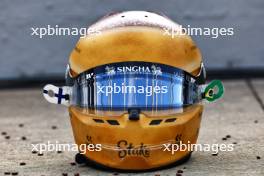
[69,11,202,77]
[68,11,204,171]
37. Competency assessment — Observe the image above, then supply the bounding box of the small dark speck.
[233,142,237,145]
[74,173,80,176]
[11,172,18,175]
[38,153,44,156]
[256,156,261,160]
[227,60,234,68]
[183,166,187,169]
[5,136,10,139]
[190,45,197,50]
[62,173,68,176]
[45,4,54,10]
[222,137,227,141]
[212,153,218,156]
[20,162,26,166]
[254,120,258,123]
[21,136,27,141]
[32,150,38,154]
[51,126,57,130]
[4,172,11,175]
[70,162,76,166]
[226,135,231,138]
[1,35,8,43]
[121,15,125,18]
[1,132,7,135]
[57,150,63,154]
[113,173,119,175]
[145,15,148,17]
[74,47,81,53]
[18,124,24,127]
[177,170,183,173]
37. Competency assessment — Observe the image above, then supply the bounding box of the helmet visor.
[71,62,201,111]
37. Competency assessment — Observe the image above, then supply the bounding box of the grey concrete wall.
[0,0,264,80]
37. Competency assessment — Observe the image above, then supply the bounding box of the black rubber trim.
[128,108,140,121]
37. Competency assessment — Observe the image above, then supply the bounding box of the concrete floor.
[0,80,263,176]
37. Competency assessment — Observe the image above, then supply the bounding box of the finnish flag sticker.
[43,84,70,106]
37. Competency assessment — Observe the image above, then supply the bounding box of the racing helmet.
[43,11,224,171]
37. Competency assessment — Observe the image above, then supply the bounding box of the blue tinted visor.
[71,62,201,111]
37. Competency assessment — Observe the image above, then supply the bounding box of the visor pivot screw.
[48,90,55,97]
[208,89,214,97]
[128,109,140,121]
